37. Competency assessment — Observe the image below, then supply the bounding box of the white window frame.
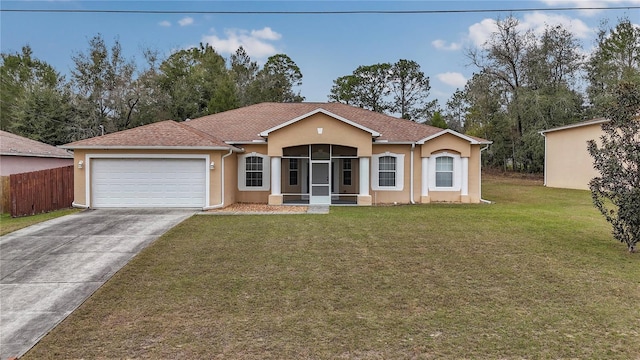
[342,159,352,186]
[289,158,299,186]
[371,152,404,191]
[238,153,270,191]
[429,152,461,191]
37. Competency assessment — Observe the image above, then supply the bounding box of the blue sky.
[1,1,639,108]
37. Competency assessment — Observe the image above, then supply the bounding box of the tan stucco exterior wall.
[371,144,413,205]
[421,133,471,158]
[234,144,270,203]
[71,149,229,208]
[266,113,373,157]
[544,124,601,190]
[222,151,237,207]
[468,145,482,203]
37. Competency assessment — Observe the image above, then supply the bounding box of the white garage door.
[92,158,206,208]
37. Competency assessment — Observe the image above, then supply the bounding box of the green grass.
[0,208,81,236]
[25,176,639,359]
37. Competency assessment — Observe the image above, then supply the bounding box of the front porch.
[268,144,371,206]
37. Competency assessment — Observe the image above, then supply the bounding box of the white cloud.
[521,12,592,39]
[251,27,282,40]
[159,20,171,27]
[178,17,194,27]
[431,39,462,51]
[467,12,593,48]
[436,72,467,88]
[201,27,282,58]
[468,18,499,48]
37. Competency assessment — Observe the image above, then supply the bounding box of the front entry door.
[310,161,331,204]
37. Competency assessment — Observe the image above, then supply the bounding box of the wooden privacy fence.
[9,166,74,218]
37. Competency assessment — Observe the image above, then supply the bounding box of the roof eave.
[59,145,241,151]
[0,152,73,159]
[373,140,416,145]
[539,118,609,135]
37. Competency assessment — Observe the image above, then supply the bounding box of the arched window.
[238,153,270,191]
[435,156,454,187]
[371,152,404,191]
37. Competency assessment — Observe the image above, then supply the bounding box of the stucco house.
[539,118,608,190]
[61,102,492,208]
[0,130,73,176]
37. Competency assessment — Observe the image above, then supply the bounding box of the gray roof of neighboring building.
[0,130,73,158]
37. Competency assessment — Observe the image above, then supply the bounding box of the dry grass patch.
[0,208,80,236]
[25,176,640,359]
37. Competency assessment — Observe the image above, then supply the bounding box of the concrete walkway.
[306,205,330,214]
[0,209,194,360]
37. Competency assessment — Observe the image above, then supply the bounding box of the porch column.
[421,157,429,203]
[461,157,469,203]
[268,156,283,205]
[357,157,372,206]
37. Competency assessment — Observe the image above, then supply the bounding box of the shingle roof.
[0,130,73,158]
[186,102,452,143]
[61,120,239,150]
[61,103,491,149]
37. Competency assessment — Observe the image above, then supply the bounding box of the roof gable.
[417,129,492,145]
[258,108,381,137]
[0,130,72,158]
[61,120,239,150]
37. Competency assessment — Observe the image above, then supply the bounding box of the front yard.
[25,175,639,359]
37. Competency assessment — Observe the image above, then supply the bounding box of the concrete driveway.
[0,208,195,360]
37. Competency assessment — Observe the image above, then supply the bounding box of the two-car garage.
[90,158,207,208]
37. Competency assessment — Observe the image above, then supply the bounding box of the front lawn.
[25,175,639,359]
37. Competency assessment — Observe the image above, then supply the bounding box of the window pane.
[379,172,396,187]
[245,156,264,187]
[246,156,263,171]
[379,156,396,171]
[436,172,453,187]
[283,145,309,157]
[311,144,330,160]
[289,159,298,186]
[436,156,453,171]
[246,172,263,187]
[332,145,357,157]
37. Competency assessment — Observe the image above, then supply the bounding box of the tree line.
[327,17,639,172]
[1,16,638,173]
[1,38,304,145]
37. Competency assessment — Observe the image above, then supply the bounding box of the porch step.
[306,205,330,214]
